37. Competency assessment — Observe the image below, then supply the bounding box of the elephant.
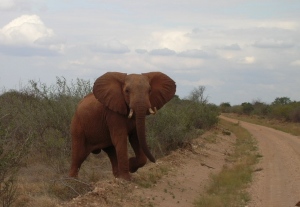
[69,72,176,180]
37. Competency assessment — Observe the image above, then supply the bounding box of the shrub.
[0,77,92,205]
[22,77,92,172]
[0,116,32,207]
[146,87,219,157]
[241,102,254,115]
[252,100,270,116]
[230,105,243,114]
[272,97,291,105]
[270,104,293,121]
[289,106,300,122]
[220,102,231,113]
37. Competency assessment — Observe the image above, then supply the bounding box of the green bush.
[269,99,300,122]
[289,106,300,122]
[0,77,92,172]
[146,88,219,157]
[220,102,231,113]
[0,77,92,205]
[241,102,254,115]
[229,97,300,123]
[252,101,271,116]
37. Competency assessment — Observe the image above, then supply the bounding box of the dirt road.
[221,116,300,207]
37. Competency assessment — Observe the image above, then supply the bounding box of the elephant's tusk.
[149,108,155,114]
[128,109,133,118]
[149,107,157,115]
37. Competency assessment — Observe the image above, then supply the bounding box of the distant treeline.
[220,97,300,122]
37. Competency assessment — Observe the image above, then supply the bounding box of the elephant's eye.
[125,88,130,94]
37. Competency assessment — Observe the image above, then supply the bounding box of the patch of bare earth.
[58,130,235,207]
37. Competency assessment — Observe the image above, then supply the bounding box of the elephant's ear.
[142,72,176,110]
[93,72,128,115]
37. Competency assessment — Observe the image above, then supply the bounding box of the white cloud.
[151,30,190,51]
[149,48,176,56]
[179,78,224,87]
[174,69,202,74]
[0,15,64,55]
[1,15,54,45]
[245,56,255,64]
[135,49,147,54]
[91,39,130,54]
[219,44,241,51]
[178,49,215,59]
[253,39,294,49]
[238,56,255,64]
[257,20,298,30]
[290,60,300,66]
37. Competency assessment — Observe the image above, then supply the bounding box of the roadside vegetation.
[194,118,260,207]
[0,80,218,206]
[220,97,300,136]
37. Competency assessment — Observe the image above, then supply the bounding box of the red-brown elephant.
[69,72,176,180]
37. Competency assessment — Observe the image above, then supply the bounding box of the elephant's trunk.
[135,107,156,163]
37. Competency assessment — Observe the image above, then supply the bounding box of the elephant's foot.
[69,167,79,177]
[118,172,131,181]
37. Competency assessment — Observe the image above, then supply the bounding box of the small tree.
[187,86,208,104]
[272,97,291,105]
[220,102,231,113]
[241,102,254,115]
[252,100,270,116]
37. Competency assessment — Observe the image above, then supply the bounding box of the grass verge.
[194,118,260,207]
[134,165,170,188]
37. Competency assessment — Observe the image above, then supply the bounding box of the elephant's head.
[93,72,176,163]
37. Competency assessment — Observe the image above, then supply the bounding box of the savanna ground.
[60,115,300,207]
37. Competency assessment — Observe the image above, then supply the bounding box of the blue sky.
[0,0,300,104]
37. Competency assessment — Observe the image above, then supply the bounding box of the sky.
[0,0,300,105]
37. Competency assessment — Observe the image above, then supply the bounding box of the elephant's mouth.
[128,107,157,119]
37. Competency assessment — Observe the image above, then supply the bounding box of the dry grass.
[134,166,170,188]
[13,154,112,207]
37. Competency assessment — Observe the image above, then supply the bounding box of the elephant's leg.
[69,144,89,177]
[113,136,131,180]
[69,135,90,177]
[103,146,119,178]
[129,132,147,173]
